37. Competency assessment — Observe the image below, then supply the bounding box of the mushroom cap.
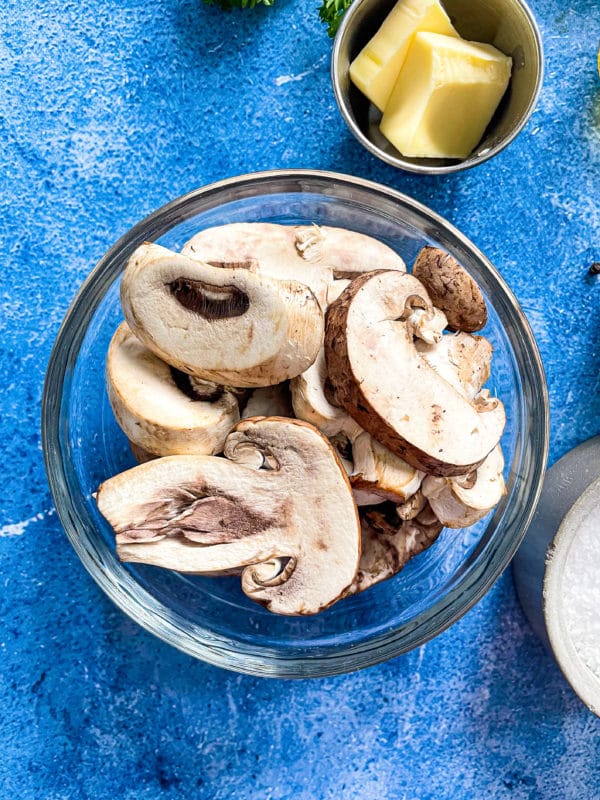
[422,445,506,528]
[121,243,324,388]
[325,270,506,476]
[107,322,240,456]
[412,246,487,332]
[96,417,361,616]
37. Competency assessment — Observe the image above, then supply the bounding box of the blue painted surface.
[1,0,599,796]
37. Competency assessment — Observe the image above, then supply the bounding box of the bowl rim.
[42,169,550,677]
[331,0,545,175]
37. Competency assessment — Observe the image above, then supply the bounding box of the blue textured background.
[2,0,600,796]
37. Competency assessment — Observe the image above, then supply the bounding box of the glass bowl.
[42,170,549,678]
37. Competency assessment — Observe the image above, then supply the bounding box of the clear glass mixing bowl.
[42,170,549,677]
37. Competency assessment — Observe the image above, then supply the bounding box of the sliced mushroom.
[291,347,422,503]
[182,223,406,305]
[182,223,333,308]
[396,490,427,521]
[107,322,240,457]
[412,246,487,332]
[422,445,506,528]
[290,347,359,438]
[241,383,294,419]
[325,270,506,476]
[294,225,406,279]
[350,432,424,504]
[347,504,443,595]
[415,332,493,400]
[121,243,324,388]
[96,417,361,616]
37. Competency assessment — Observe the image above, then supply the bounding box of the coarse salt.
[561,509,600,679]
[544,476,600,716]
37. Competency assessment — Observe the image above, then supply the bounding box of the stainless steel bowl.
[332,0,544,174]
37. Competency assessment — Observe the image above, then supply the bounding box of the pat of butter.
[349,0,458,113]
[380,32,512,159]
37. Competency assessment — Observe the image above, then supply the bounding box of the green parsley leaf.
[318,0,354,37]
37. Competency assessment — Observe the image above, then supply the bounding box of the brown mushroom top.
[412,247,487,333]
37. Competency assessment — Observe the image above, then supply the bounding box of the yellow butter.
[349,0,458,113]
[379,32,512,159]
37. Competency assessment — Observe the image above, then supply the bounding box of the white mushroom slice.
[290,348,359,438]
[294,225,406,278]
[325,271,506,477]
[422,445,506,528]
[353,489,386,506]
[415,332,493,400]
[396,490,427,521]
[241,383,294,419]
[107,322,240,457]
[350,432,424,504]
[96,417,361,616]
[182,223,333,308]
[347,505,443,595]
[412,246,488,332]
[331,441,386,506]
[121,243,324,388]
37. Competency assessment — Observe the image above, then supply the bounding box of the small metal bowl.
[332,0,544,174]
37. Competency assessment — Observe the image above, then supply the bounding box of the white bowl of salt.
[513,436,600,717]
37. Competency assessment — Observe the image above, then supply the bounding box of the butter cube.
[349,0,458,112]
[380,32,512,159]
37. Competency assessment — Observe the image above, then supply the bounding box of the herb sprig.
[201,0,354,37]
[318,0,353,37]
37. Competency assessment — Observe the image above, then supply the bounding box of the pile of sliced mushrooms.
[96,223,507,616]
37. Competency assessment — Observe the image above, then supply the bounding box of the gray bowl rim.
[331,0,545,175]
[42,169,550,677]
